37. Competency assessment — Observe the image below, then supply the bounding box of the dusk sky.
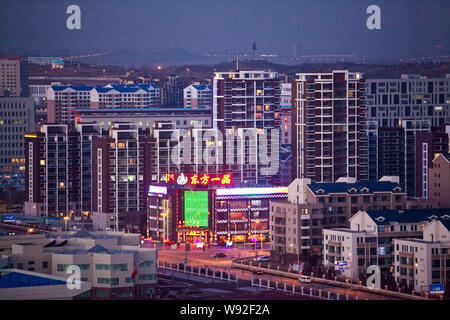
[1,0,449,60]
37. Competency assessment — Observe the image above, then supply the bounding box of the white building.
[394,217,450,294]
[0,230,158,299]
[183,83,211,109]
[0,269,91,300]
[322,208,450,280]
[280,83,291,106]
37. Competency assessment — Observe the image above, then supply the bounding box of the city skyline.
[0,0,449,65]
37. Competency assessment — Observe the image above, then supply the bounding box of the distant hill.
[28,59,450,85]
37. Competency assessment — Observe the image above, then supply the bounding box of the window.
[95,290,109,298]
[97,278,119,285]
[57,264,90,271]
[95,264,128,271]
[42,261,48,269]
[116,291,134,298]
[138,274,155,281]
[139,261,153,267]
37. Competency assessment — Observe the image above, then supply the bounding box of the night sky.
[0,0,449,60]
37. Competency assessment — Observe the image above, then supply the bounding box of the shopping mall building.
[147,172,287,245]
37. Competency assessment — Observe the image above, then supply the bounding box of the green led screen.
[184,191,209,227]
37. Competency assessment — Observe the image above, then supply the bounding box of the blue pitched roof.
[88,244,110,253]
[440,218,450,231]
[0,272,66,289]
[309,181,403,195]
[192,84,210,90]
[366,208,450,225]
[52,85,94,91]
[52,84,159,93]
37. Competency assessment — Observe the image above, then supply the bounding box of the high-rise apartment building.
[0,97,34,174]
[365,74,449,196]
[292,70,367,183]
[212,70,282,186]
[24,124,78,218]
[92,124,154,230]
[0,57,29,97]
[365,74,450,128]
[161,76,183,107]
[24,123,102,219]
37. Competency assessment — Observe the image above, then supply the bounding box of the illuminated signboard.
[148,185,167,195]
[215,187,288,196]
[184,191,209,227]
[165,173,231,186]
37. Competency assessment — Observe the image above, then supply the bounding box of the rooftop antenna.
[236,55,239,70]
[252,42,257,59]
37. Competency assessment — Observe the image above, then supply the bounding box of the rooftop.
[0,271,66,289]
[309,181,403,195]
[366,208,450,225]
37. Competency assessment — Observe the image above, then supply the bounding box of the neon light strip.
[148,185,167,195]
[216,187,288,196]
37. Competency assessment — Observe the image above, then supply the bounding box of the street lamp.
[63,216,69,231]
[160,213,168,244]
[27,228,33,235]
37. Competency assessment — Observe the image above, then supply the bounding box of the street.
[155,242,401,300]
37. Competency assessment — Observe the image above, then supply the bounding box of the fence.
[250,277,356,300]
[158,260,239,285]
[233,260,429,300]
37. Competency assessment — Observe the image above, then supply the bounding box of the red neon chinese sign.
[165,173,232,186]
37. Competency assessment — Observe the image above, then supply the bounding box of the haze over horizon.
[0,0,449,65]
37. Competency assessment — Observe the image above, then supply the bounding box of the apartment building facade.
[270,177,407,266]
[365,74,450,128]
[0,231,157,299]
[429,153,450,208]
[394,218,450,295]
[292,70,368,183]
[92,124,154,230]
[0,57,29,97]
[24,123,102,219]
[212,70,282,186]
[0,97,34,174]
[322,208,449,281]
[47,84,162,125]
[183,83,211,108]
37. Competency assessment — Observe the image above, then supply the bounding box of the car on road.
[212,252,227,258]
[298,275,311,283]
[253,255,270,262]
[252,269,264,275]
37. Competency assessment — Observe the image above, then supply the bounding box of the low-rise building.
[270,176,407,266]
[0,230,157,299]
[0,269,91,300]
[393,217,450,295]
[323,208,450,284]
[183,83,211,109]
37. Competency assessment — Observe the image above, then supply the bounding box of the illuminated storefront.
[147,173,288,244]
[214,187,288,244]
